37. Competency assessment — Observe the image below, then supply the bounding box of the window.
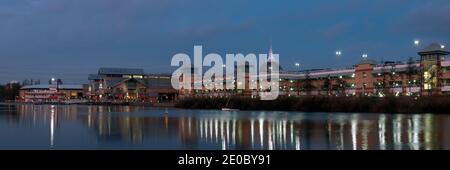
[127,81,137,90]
[363,72,367,78]
[133,75,143,79]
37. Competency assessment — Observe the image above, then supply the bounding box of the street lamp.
[414,40,420,47]
[294,63,301,96]
[335,50,342,57]
[362,53,368,59]
[441,44,446,49]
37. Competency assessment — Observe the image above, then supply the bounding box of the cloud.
[322,21,352,40]
[393,1,450,38]
[170,19,256,39]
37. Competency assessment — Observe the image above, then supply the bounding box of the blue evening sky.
[0,0,449,84]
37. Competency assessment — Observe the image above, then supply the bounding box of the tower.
[418,43,449,96]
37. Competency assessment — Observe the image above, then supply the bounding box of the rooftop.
[98,68,145,75]
[419,43,450,55]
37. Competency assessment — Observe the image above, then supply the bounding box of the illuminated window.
[123,75,132,78]
[133,75,143,79]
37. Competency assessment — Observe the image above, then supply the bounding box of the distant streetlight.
[362,53,368,59]
[294,62,301,96]
[414,40,420,47]
[335,50,342,56]
[51,78,56,82]
[441,45,446,49]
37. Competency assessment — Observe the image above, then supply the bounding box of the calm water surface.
[1,104,449,150]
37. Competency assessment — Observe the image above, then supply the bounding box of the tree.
[2,83,21,101]
[0,85,5,101]
[323,75,331,96]
[380,63,390,96]
[22,79,30,86]
[406,57,417,95]
[337,78,347,96]
[302,71,315,96]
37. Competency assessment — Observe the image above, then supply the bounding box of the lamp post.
[336,50,342,57]
[414,40,420,47]
[295,63,301,96]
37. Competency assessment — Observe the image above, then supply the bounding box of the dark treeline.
[175,96,450,113]
[0,84,21,101]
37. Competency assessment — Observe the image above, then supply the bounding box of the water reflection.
[0,104,450,150]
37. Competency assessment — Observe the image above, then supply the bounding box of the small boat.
[221,108,239,111]
[221,96,239,111]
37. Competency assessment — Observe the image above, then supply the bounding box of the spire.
[268,43,275,62]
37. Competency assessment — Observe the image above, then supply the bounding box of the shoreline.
[0,101,175,108]
[3,96,450,114]
[174,96,450,114]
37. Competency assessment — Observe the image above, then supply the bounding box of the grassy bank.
[175,96,450,113]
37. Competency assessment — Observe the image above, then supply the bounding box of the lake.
[0,104,449,150]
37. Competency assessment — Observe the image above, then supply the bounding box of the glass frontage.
[422,55,439,90]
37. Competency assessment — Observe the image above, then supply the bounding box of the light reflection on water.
[0,104,449,150]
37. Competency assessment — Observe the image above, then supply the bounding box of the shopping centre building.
[179,43,450,98]
[87,68,177,103]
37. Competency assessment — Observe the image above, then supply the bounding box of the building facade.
[19,84,87,102]
[178,43,450,98]
[87,68,177,103]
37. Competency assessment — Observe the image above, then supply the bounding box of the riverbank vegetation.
[175,96,450,113]
[0,84,21,102]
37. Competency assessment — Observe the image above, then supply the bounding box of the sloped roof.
[88,74,104,80]
[98,68,145,75]
[105,79,125,88]
[421,43,444,52]
[105,78,148,88]
[357,58,377,65]
[419,43,449,55]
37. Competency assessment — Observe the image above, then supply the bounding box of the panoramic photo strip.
[0,0,449,169]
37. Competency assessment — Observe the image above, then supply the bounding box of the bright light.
[362,54,368,58]
[295,63,300,67]
[51,78,56,82]
[336,50,342,56]
[414,40,420,46]
[441,45,445,49]
[222,64,226,68]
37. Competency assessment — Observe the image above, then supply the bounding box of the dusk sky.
[0,0,449,84]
